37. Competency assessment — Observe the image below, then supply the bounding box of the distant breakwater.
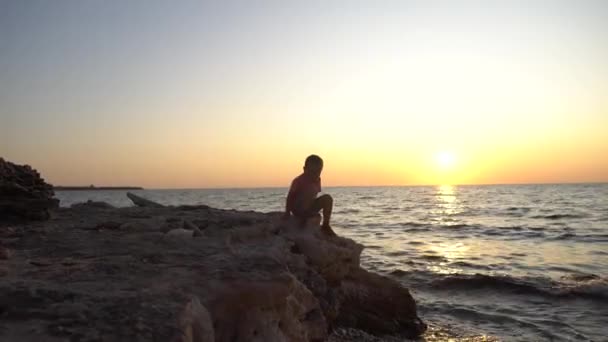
[54,186,143,191]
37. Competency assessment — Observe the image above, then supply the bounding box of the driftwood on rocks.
[127,192,165,208]
[0,158,59,220]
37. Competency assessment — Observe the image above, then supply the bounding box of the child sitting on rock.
[283,154,336,236]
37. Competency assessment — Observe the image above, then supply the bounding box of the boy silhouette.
[283,154,336,236]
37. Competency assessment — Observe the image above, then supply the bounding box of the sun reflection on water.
[437,184,456,204]
[426,241,472,274]
[427,186,475,273]
[432,184,464,221]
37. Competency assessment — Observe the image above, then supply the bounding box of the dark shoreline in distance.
[54,186,143,191]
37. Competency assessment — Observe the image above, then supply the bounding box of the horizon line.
[54,181,608,191]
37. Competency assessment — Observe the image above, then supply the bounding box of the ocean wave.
[428,273,608,302]
[407,240,425,245]
[421,303,552,335]
[400,222,432,227]
[441,223,481,229]
[521,231,546,238]
[449,261,495,270]
[402,227,431,233]
[553,232,574,239]
[389,269,410,276]
[531,213,587,220]
[430,273,551,295]
[336,208,361,214]
[386,251,411,257]
[506,207,531,212]
[563,278,608,299]
[552,233,608,242]
[418,303,576,341]
[496,226,525,231]
[398,221,433,232]
[387,269,608,302]
[501,207,532,217]
[420,254,448,262]
[561,273,599,282]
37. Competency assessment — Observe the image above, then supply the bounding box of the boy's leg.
[311,194,333,227]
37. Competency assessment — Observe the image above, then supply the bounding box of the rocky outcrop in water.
[0,158,59,220]
[0,195,426,341]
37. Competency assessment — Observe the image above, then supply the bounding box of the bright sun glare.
[435,151,457,169]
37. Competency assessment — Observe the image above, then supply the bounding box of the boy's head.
[303,154,323,177]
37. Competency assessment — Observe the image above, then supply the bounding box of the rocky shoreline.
[0,192,427,341]
[0,158,58,221]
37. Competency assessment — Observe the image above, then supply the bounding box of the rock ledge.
[0,196,425,341]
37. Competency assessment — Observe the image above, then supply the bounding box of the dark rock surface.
[0,158,58,221]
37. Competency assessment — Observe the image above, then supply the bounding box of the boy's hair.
[304,154,323,167]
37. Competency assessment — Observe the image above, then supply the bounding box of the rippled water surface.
[57,184,608,341]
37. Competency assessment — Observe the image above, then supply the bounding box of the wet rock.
[337,268,427,337]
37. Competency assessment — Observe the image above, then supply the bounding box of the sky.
[1,0,607,188]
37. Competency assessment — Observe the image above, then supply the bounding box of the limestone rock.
[0,196,426,341]
[282,219,363,286]
[208,273,325,342]
[337,268,427,337]
[173,296,214,342]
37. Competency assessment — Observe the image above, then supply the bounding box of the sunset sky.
[1,1,607,188]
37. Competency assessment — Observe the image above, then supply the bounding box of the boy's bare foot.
[321,224,337,237]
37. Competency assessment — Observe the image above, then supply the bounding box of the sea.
[56,184,608,341]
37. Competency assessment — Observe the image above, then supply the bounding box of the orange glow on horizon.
[16,140,605,189]
[2,2,607,188]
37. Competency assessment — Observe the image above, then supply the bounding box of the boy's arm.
[285,188,295,215]
[284,179,298,217]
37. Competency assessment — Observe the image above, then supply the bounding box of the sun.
[435,151,457,169]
